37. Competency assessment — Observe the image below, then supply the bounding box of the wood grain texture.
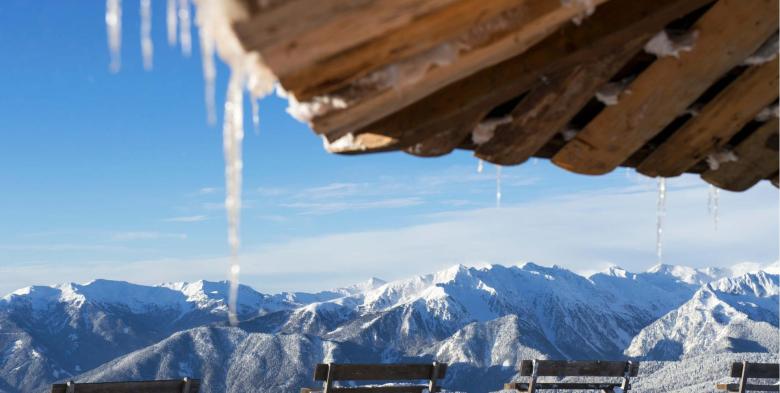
[638,57,779,177]
[552,0,779,175]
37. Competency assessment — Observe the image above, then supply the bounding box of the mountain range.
[0,262,777,392]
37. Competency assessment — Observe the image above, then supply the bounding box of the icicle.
[496,165,502,208]
[140,0,153,71]
[223,71,245,326]
[196,0,216,125]
[251,97,260,135]
[708,185,720,231]
[477,159,484,173]
[656,178,666,264]
[178,0,192,57]
[166,0,177,46]
[105,0,122,73]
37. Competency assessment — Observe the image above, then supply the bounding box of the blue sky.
[0,1,777,295]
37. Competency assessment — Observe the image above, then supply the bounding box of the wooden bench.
[51,377,200,393]
[504,360,638,392]
[300,362,447,393]
[716,362,779,392]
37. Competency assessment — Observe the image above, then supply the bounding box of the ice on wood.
[755,103,779,122]
[560,0,596,26]
[743,34,779,65]
[560,128,579,141]
[105,0,122,73]
[287,95,348,123]
[705,149,738,171]
[595,78,633,106]
[472,116,513,145]
[140,0,153,70]
[644,29,699,58]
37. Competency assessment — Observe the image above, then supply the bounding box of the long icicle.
[140,0,153,70]
[496,165,502,208]
[197,0,217,125]
[178,0,192,57]
[223,71,245,326]
[105,0,122,73]
[251,98,260,135]
[477,159,484,174]
[707,184,720,231]
[656,178,667,263]
[166,0,177,46]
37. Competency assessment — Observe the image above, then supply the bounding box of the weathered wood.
[312,0,611,138]
[314,363,447,381]
[553,0,779,175]
[506,382,627,390]
[302,387,435,393]
[346,0,714,156]
[716,384,780,392]
[731,362,780,379]
[638,57,779,177]
[701,118,779,191]
[273,0,531,101]
[51,379,200,393]
[235,0,455,76]
[475,41,642,165]
[519,360,639,377]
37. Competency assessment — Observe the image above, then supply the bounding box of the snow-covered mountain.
[0,263,776,393]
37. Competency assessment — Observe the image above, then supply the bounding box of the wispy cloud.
[111,232,188,241]
[197,187,219,195]
[163,215,208,223]
[282,197,423,215]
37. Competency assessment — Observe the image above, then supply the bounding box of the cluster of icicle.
[105,0,277,325]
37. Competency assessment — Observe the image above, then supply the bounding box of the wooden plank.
[275,0,531,101]
[716,383,780,392]
[506,382,626,390]
[519,360,638,377]
[701,118,779,191]
[553,0,779,175]
[50,379,200,393]
[326,363,447,381]
[638,57,779,177]
[730,362,780,379]
[475,42,642,165]
[314,363,329,381]
[329,386,435,393]
[311,0,611,138]
[345,0,714,155]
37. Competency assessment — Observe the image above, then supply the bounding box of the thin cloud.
[111,232,188,241]
[282,197,423,215]
[163,215,208,223]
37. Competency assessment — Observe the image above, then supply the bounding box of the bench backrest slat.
[50,379,200,393]
[520,360,639,377]
[314,363,447,382]
[730,362,780,379]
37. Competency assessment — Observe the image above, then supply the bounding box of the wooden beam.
[552,0,780,175]
[638,57,779,177]
[272,0,532,101]
[701,118,779,191]
[475,43,641,165]
[311,0,611,138]
[348,0,714,155]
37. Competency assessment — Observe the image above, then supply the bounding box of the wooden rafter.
[552,0,779,175]
[637,57,779,177]
[701,118,779,192]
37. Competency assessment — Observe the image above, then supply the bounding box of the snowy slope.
[625,272,779,360]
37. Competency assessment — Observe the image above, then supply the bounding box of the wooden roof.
[234,0,779,192]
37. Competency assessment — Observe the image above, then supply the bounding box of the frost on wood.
[743,34,779,65]
[105,0,122,73]
[140,0,153,70]
[656,178,666,264]
[595,78,633,106]
[644,29,699,58]
[705,149,738,171]
[755,103,779,122]
[560,128,579,141]
[560,0,596,26]
[287,95,348,123]
[472,116,513,145]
